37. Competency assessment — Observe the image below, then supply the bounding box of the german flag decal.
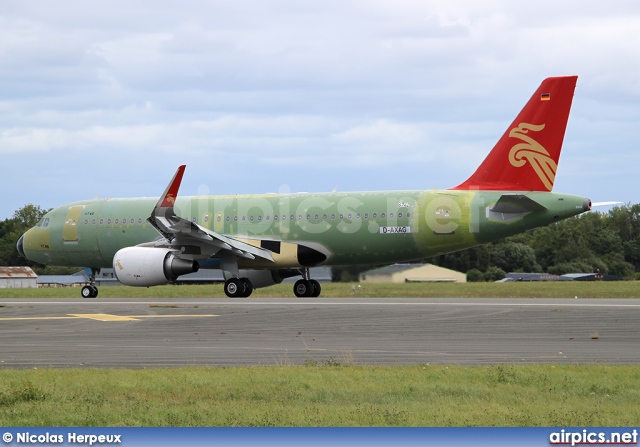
[541,93,551,101]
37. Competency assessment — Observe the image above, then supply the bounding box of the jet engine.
[113,247,199,287]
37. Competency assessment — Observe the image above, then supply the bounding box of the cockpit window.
[43,218,50,227]
[36,218,44,227]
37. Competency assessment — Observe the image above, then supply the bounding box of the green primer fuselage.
[21,189,590,269]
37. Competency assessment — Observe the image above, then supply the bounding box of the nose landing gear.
[81,268,99,298]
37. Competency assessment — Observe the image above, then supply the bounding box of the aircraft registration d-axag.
[18,76,592,298]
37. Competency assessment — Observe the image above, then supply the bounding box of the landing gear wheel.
[309,280,321,297]
[240,278,253,298]
[81,285,98,299]
[224,278,244,298]
[294,279,314,297]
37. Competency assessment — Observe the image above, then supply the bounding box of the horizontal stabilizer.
[490,194,547,214]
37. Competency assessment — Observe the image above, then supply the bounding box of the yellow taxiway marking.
[0,313,219,322]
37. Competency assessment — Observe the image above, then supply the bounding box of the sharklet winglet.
[157,165,186,210]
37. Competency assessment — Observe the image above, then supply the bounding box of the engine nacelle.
[239,269,299,289]
[113,247,199,287]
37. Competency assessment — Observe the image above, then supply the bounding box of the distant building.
[47,266,333,286]
[0,267,38,288]
[175,266,332,284]
[38,271,93,288]
[360,264,466,283]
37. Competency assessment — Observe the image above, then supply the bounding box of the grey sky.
[2,1,639,219]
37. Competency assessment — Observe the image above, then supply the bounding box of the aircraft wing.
[146,165,274,262]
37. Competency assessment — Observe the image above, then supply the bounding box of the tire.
[294,279,313,298]
[309,280,321,297]
[81,285,96,299]
[240,278,253,298]
[224,278,244,298]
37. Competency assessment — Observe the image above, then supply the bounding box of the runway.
[1,298,639,368]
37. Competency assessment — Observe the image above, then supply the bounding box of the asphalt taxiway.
[1,298,638,368]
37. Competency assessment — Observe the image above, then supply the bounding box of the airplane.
[17,76,592,298]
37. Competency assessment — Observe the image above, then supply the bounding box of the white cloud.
[1,0,640,217]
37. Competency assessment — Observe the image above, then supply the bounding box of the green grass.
[0,281,639,299]
[2,282,638,427]
[1,365,639,426]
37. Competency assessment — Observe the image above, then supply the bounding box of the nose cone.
[16,234,26,258]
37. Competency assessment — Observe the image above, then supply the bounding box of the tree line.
[0,204,76,274]
[2,203,639,280]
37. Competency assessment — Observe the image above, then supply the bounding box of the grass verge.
[1,365,639,426]
[0,281,639,299]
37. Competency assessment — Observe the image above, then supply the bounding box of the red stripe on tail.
[450,76,577,192]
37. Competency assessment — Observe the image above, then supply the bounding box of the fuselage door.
[63,205,85,243]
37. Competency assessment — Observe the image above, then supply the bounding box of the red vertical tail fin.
[451,76,578,192]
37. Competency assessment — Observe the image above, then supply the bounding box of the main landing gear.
[293,267,321,297]
[222,268,322,298]
[81,268,99,298]
[293,279,321,297]
[223,277,254,298]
